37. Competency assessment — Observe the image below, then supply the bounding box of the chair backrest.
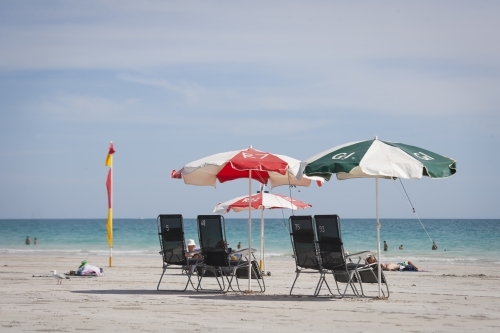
[314,214,345,270]
[157,214,187,266]
[197,215,229,267]
[289,215,320,270]
[358,264,387,284]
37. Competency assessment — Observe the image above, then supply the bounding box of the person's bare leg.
[407,260,419,271]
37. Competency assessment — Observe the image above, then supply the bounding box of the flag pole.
[109,162,113,267]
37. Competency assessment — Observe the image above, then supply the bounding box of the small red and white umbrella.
[214,191,312,272]
[172,146,323,291]
[214,192,312,213]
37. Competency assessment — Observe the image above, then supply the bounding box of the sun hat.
[187,239,196,246]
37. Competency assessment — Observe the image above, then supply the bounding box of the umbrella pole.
[248,172,252,291]
[260,206,265,272]
[259,184,265,272]
[376,177,382,298]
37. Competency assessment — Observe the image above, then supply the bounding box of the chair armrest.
[232,248,256,255]
[345,250,371,259]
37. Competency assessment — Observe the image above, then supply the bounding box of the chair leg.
[182,267,200,292]
[156,264,168,291]
[157,263,198,292]
[289,270,301,295]
[339,273,354,298]
[344,271,361,298]
[226,263,248,292]
[290,269,326,296]
[241,262,266,293]
[196,266,226,292]
[357,269,390,298]
[251,264,265,293]
[332,270,360,298]
[228,273,239,292]
[314,271,333,296]
[314,275,324,296]
[223,262,266,293]
[214,268,226,291]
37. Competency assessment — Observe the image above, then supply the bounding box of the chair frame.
[356,262,390,298]
[314,214,387,298]
[196,215,265,293]
[289,215,332,296]
[157,214,200,291]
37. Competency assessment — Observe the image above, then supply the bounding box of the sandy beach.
[1,254,499,332]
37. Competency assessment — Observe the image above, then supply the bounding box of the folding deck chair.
[157,214,200,291]
[314,214,373,298]
[196,215,264,292]
[289,215,332,296]
[234,258,266,292]
[356,262,390,298]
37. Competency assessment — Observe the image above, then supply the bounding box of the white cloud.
[1,1,499,117]
[1,1,499,69]
[117,74,202,106]
[33,94,138,122]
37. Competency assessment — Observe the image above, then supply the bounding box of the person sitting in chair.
[186,239,201,259]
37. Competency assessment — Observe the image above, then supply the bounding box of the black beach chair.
[356,262,390,298]
[289,215,332,296]
[313,214,372,298]
[157,214,200,291]
[196,215,264,292]
[234,256,266,293]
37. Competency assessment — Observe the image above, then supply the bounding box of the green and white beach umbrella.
[298,136,457,297]
[298,136,456,181]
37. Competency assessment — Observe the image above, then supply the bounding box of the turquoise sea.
[1,218,499,266]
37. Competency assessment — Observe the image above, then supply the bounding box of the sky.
[0,1,499,219]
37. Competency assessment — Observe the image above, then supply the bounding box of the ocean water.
[1,218,499,266]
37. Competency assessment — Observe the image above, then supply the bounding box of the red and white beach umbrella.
[214,191,312,272]
[171,147,323,188]
[172,146,322,291]
[214,192,312,213]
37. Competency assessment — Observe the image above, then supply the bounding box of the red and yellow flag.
[105,142,115,248]
[105,142,115,167]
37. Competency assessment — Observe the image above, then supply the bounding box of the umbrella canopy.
[299,136,456,181]
[214,192,312,213]
[214,191,312,272]
[298,136,457,297]
[171,147,324,188]
[172,146,322,291]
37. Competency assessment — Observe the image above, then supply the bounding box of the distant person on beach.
[25,236,30,245]
[34,238,38,245]
[237,242,241,250]
[399,244,404,250]
[383,241,388,251]
[365,255,419,271]
[432,241,438,250]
